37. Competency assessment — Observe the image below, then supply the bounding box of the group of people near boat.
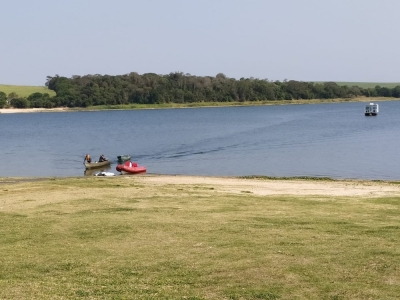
[84,154,108,164]
[83,153,146,174]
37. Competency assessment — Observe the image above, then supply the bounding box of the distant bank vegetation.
[1,73,400,109]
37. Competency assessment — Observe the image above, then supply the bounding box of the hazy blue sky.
[1,0,399,86]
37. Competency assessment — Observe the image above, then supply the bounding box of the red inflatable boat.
[116,161,147,174]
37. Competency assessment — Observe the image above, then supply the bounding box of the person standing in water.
[84,154,92,163]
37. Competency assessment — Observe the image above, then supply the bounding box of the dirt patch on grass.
[1,175,400,213]
[130,175,400,197]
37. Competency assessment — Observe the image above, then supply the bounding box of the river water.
[1,101,399,180]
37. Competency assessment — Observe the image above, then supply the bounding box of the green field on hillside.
[334,82,400,88]
[0,85,56,97]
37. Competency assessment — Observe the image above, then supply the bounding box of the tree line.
[1,72,400,109]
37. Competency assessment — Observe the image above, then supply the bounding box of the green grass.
[334,82,400,88]
[0,84,56,98]
[0,177,399,299]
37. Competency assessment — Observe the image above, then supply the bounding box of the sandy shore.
[2,175,400,197]
[1,175,399,213]
[0,107,69,113]
[1,98,399,114]
[129,175,400,197]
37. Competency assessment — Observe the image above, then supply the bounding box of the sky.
[1,0,400,86]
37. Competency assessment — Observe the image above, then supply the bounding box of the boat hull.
[116,161,147,174]
[120,167,147,174]
[84,160,111,170]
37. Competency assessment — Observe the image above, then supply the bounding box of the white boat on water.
[365,102,379,116]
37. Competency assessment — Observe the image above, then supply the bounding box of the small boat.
[365,102,379,116]
[117,155,131,163]
[116,161,146,174]
[84,160,111,170]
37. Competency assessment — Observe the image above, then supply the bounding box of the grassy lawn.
[0,176,399,299]
[334,82,400,88]
[0,85,56,98]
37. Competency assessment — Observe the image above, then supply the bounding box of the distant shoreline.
[1,97,398,114]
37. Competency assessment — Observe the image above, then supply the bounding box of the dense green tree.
[0,91,7,108]
[10,98,29,108]
[7,92,18,100]
[28,92,52,108]
[41,73,400,108]
[392,86,400,98]
[375,86,392,97]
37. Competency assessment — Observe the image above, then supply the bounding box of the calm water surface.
[1,101,400,180]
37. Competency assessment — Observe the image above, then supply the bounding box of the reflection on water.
[1,101,400,180]
[84,166,114,177]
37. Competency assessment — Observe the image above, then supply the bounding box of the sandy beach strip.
[0,107,68,113]
[117,174,400,197]
[1,175,400,197]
